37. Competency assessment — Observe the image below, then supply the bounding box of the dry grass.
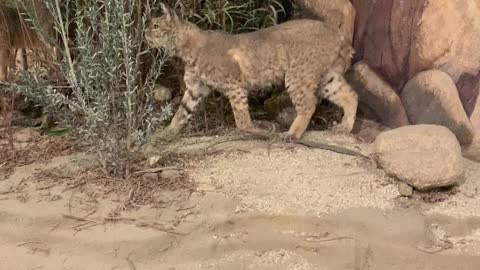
[0,128,79,179]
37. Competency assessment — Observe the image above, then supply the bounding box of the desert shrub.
[3,0,286,176]
[6,0,173,177]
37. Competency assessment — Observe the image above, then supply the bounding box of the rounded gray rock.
[373,125,465,190]
[401,69,474,145]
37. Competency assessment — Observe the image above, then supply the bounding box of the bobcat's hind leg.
[320,71,358,133]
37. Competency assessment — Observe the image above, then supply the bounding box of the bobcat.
[145,4,358,142]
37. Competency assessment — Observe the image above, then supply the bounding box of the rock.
[296,0,355,43]
[346,61,410,128]
[13,127,40,142]
[160,169,182,181]
[397,182,413,197]
[145,126,182,151]
[153,84,172,102]
[275,107,296,129]
[142,173,159,182]
[470,95,480,143]
[401,70,474,145]
[147,155,161,167]
[264,93,295,128]
[352,118,390,143]
[352,0,480,94]
[374,125,465,190]
[462,143,480,163]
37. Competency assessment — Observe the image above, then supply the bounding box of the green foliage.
[55,0,175,175]
[7,0,173,176]
[163,0,285,33]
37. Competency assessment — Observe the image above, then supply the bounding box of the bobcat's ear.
[160,3,179,23]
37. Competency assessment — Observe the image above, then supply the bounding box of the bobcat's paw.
[279,132,297,143]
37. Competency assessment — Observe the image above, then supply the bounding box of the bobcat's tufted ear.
[160,3,179,23]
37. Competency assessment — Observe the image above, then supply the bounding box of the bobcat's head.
[145,3,180,51]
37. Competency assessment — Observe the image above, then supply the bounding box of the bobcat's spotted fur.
[145,4,358,141]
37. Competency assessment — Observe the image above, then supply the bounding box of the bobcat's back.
[189,19,352,89]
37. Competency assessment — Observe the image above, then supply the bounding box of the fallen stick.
[62,214,97,223]
[211,133,369,159]
[126,256,137,270]
[294,139,369,159]
[134,166,180,175]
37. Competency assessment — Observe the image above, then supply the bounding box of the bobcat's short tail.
[331,37,354,74]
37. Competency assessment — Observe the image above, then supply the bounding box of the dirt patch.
[1,127,196,213]
[29,164,195,212]
[0,127,78,179]
[189,147,397,216]
[1,131,480,269]
[427,159,480,218]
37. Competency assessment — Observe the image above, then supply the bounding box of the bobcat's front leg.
[150,72,211,145]
[225,86,269,135]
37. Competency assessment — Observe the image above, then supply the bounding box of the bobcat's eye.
[152,23,160,30]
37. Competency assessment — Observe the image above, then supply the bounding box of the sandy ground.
[1,131,480,269]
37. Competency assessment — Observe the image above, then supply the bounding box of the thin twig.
[62,180,86,192]
[202,133,369,159]
[417,242,453,254]
[295,140,368,159]
[49,219,63,232]
[16,241,42,247]
[135,221,188,235]
[36,184,56,190]
[104,216,137,222]
[159,241,173,254]
[73,223,101,235]
[134,166,180,175]
[176,205,196,212]
[126,256,137,270]
[84,209,97,218]
[304,236,354,242]
[62,214,97,223]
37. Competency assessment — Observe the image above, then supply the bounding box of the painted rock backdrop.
[350,0,480,143]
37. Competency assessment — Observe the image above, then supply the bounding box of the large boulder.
[352,0,480,92]
[401,69,474,145]
[470,95,480,143]
[346,61,410,128]
[373,125,465,191]
[352,0,480,133]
